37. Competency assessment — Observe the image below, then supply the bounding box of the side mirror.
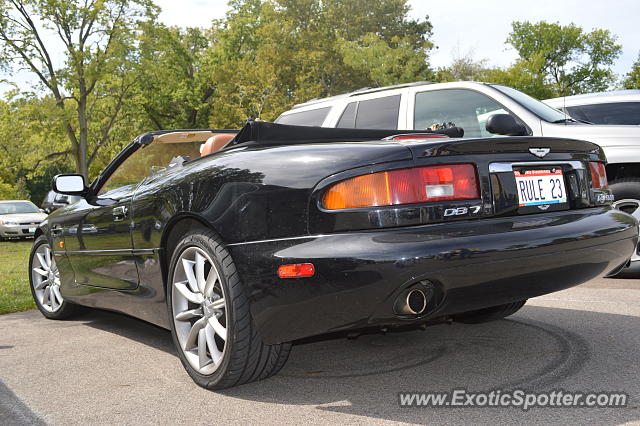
[53,174,87,195]
[485,114,527,136]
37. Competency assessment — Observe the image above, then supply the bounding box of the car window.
[492,84,567,123]
[567,102,640,125]
[414,89,509,138]
[336,102,357,128]
[98,142,202,196]
[275,107,331,126]
[355,95,401,129]
[0,201,39,214]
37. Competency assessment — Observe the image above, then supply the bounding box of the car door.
[62,185,139,290]
[62,144,153,290]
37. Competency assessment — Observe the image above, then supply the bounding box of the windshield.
[491,84,569,123]
[0,201,40,214]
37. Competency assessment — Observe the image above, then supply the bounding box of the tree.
[208,0,435,127]
[506,21,622,96]
[436,48,490,82]
[623,53,640,89]
[481,56,557,100]
[0,0,157,179]
[134,24,216,130]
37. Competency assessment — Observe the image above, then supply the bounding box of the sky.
[155,0,640,75]
[3,0,640,91]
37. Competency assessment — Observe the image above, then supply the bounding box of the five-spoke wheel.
[29,235,80,319]
[172,246,228,374]
[31,242,63,312]
[167,228,291,389]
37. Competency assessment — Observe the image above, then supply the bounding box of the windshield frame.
[0,201,40,215]
[490,84,571,123]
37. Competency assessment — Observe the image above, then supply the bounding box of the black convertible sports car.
[29,121,637,389]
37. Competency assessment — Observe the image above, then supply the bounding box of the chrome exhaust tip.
[398,289,427,315]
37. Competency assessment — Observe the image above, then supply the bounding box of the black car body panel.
[42,122,637,342]
[228,206,635,343]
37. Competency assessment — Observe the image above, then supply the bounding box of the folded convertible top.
[230,120,463,145]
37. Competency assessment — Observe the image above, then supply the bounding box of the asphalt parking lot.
[1,270,639,425]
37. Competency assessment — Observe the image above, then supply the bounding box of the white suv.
[276,81,640,208]
[277,81,640,265]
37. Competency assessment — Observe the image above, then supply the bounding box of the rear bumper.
[228,207,638,344]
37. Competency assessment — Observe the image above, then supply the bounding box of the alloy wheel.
[31,244,63,312]
[612,198,640,262]
[171,246,227,375]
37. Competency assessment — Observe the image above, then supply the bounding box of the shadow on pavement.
[81,309,175,355]
[75,305,640,424]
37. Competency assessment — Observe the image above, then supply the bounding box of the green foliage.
[0,0,158,179]
[339,33,432,87]
[505,21,622,96]
[623,53,640,89]
[480,57,557,100]
[208,0,435,127]
[134,24,216,130]
[0,0,634,194]
[0,178,21,200]
[435,49,489,82]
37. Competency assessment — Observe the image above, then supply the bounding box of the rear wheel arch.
[160,215,221,288]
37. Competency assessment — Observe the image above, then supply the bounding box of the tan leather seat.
[200,133,236,157]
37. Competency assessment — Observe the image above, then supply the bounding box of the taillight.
[322,164,479,210]
[589,162,608,189]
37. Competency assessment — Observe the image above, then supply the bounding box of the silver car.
[0,200,47,239]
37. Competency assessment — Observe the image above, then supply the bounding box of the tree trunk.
[77,83,89,179]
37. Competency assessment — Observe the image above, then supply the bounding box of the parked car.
[30,121,637,389]
[276,81,640,264]
[0,200,47,239]
[543,90,640,126]
[41,190,81,213]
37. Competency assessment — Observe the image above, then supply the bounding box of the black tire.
[167,228,291,390]
[28,235,82,319]
[609,179,640,275]
[610,178,640,204]
[453,300,526,324]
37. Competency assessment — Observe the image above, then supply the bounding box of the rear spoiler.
[229,120,464,145]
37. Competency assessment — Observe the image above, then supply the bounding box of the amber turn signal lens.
[589,162,608,189]
[58,241,65,249]
[322,164,479,210]
[277,263,315,278]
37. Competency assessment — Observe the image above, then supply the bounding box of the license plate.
[515,169,567,207]
[28,227,36,233]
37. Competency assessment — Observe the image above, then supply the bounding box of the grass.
[0,239,36,314]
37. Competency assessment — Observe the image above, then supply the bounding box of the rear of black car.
[227,133,637,344]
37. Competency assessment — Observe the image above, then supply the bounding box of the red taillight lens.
[322,164,479,210]
[589,162,608,189]
[277,263,315,278]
